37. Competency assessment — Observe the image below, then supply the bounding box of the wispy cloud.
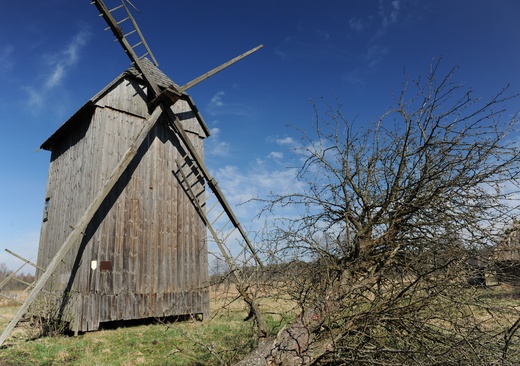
[23,87,44,108]
[45,30,89,89]
[209,91,225,109]
[24,29,90,107]
[206,127,231,157]
[349,0,403,36]
[275,24,347,63]
[343,0,409,85]
[206,90,256,117]
[341,69,366,86]
[349,17,373,33]
[276,136,297,146]
[379,0,401,28]
[268,151,284,160]
[0,45,14,75]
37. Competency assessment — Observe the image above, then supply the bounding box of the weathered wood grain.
[32,74,209,333]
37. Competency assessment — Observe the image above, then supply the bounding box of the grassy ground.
[0,286,294,366]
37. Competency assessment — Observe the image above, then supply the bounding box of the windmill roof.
[127,58,181,90]
[40,60,209,151]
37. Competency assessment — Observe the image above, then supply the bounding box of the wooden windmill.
[0,0,264,344]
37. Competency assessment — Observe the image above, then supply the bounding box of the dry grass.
[0,284,518,365]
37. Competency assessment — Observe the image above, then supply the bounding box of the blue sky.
[1,0,519,271]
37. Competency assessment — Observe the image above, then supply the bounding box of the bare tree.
[239,61,520,365]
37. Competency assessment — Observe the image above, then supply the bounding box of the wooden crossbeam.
[5,249,45,273]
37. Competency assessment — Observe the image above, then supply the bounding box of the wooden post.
[0,103,166,347]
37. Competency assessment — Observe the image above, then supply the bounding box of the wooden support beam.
[0,103,166,347]
[5,249,45,273]
[179,44,263,92]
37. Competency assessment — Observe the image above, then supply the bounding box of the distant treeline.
[0,263,36,292]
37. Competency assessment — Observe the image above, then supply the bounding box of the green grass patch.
[0,316,257,366]
[0,287,296,366]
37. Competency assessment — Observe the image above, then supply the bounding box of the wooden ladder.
[93,0,159,65]
[175,152,263,275]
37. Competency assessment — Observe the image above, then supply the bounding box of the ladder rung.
[215,219,232,237]
[139,53,149,60]
[131,41,143,49]
[124,29,137,37]
[222,227,237,242]
[13,277,34,288]
[206,200,219,216]
[108,4,124,13]
[193,188,205,200]
[182,169,198,182]
[195,189,208,201]
[188,177,201,189]
[211,210,226,227]
[232,251,247,265]
[117,16,130,25]
[192,170,203,181]
[204,190,215,202]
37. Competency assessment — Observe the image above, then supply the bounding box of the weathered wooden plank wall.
[36,76,209,332]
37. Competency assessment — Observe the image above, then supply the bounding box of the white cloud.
[363,44,389,70]
[46,64,65,89]
[204,161,303,260]
[206,90,256,117]
[214,163,303,218]
[365,44,389,60]
[206,126,231,157]
[209,91,225,109]
[210,127,221,136]
[341,69,366,85]
[23,29,90,107]
[275,136,297,146]
[45,30,89,88]
[208,140,231,157]
[269,151,284,159]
